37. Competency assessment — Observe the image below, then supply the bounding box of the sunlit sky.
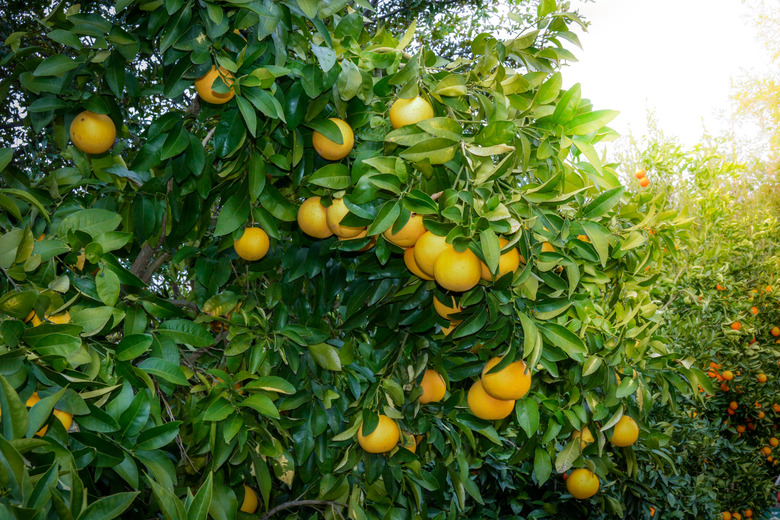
[564,0,773,146]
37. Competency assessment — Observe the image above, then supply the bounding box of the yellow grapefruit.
[70,111,116,155]
[481,357,532,400]
[194,66,235,104]
[467,380,515,420]
[297,196,333,239]
[434,246,481,292]
[312,118,354,160]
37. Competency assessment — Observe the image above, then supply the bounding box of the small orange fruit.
[729,401,739,411]
[730,322,741,331]
[722,370,734,381]
[771,437,779,447]
[758,374,768,383]
[481,357,532,400]
[771,326,780,337]
[762,446,772,455]
[610,416,639,447]
[566,468,599,499]
[383,215,426,248]
[357,415,400,454]
[751,307,759,315]
[297,196,333,239]
[404,247,434,281]
[312,118,354,161]
[233,227,270,261]
[635,169,646,179]
[639,177,650,187]
[467,380,515,420]
[419,369,446,404]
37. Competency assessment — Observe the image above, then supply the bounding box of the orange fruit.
[610,416,639,447]
[240,485,258,513]
[771,437,779,447]
[433,245,481,292]
[772,326,780,337]
[194,66,235,104]
[433,295,462,322]
[576,234,590,242]
[389,96,434,129]
[312,118,354,160]
[441,321,457,336]
[758,374,768,383]
[767,285,773,292]
[733,513,742,520]
[759,411,766,419]
[571,426,595,446]
[751,307,759,314]
[773,403,780,412]
[326,198,365,238]
[418,369,446,404]
[722,513,732,520]
[722,370,734,381]
[635,169,646,179]
[481,357,532,400]
[233,227,270,261]
[762,446,772,455]
[467,380,515,420]
[540,241,555,253]
[383,215,426,248]
[566,468,599,499]
[69,111,116,154]
[730,322,741,331]
[480,238,523,281]
[745,510,753,518]
[729,401,738,411]
[404,247,434,281]
[737,425,746,433]
[297,196,333,239]
[716,284,725,291]
[639,177,650,187]
[720,383,730,392]
[413,232,448,277]
[357,415,399,454]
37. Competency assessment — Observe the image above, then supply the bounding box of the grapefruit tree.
[0,0,696,518]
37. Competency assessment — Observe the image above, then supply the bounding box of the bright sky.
[564,0,773,146]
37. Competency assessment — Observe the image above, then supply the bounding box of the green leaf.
[479,229,500,276]
[77,491,138,520]
[33,55,78,77]
[416,117,462,141]
[96,267,120,307]
[135,422,181,451]
[213,110,246,158]
[580,221,611,267]
[214,190,250,237]
[236,96,257,137]
[554,440,581,474]
[538,323,587,362]
[399,138,457,164]
[567,109,620,136]
[71,306,115,337]
[116,334,153,361]
[308,164,351,190]
[366,200,400,235]
[158,319,213,347]
[60,209,122,237]
[0,375,28,440]
[239,394,280,419]
[0,228,23,269]
[136,358,189,385]
[311,43,337,72]
[533,447,552,485]
[0,149,13,172]
[308,343,342,371]
[581,187,624,219]
[187,472,213,520]
[244,376,296,394]
[515,398,539,438]
[615,377,638,399]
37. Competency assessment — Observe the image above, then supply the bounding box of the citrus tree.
[624,133,780,519]
[0,0,698,518]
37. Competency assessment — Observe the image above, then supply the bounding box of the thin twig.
[156,382,191,467]
[201,126,217,147]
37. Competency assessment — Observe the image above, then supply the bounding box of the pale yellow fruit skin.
[419,369,446,404]
[357,415,400,454]
[326,198,365,238]
[404,247,434,281]
[413,232,448,277]
[389,96,434,129]
[481,357,532,400]
[480,238,522,281]
[541,241,556,253]
[433,295,461,321]
[434,246,481,292]
[240,485,259,513]
[312,118,354,160]
[194,66,235,104]
[298,197,333,239]
[233,227,270,261]
[383,215,427,248]
[610,416,639,447]
[53,409,73,431]
[566,468,599,499]
[572,426,595,446]
[467,380,515,420]
[70,111,116,155]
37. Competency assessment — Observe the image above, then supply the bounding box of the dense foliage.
[0,0,713,519]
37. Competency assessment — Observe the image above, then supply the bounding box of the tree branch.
[260,500,347,520]
[202,125,217,148]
